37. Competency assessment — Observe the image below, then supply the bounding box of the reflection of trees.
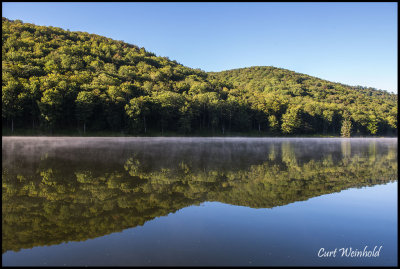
[341,139,351,159]
[2,140,397,253]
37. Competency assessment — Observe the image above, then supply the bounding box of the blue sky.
[2,2,398,93]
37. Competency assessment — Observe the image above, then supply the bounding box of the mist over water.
[2,137,398,266]
[2,136,396,166]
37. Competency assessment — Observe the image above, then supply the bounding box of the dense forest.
[3,138,397,253]
[2,17,398,136]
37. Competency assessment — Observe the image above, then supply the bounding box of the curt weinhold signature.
[318,246,383,258]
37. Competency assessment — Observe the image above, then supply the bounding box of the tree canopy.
[2,17,397,136]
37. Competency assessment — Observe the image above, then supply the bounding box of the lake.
[2,137,397,266]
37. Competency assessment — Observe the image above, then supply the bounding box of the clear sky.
[2,2,398,93]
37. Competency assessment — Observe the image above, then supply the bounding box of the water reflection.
[2,138,397,254]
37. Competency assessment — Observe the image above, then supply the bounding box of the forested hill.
[2,17,397,136]
[209,67,397,136]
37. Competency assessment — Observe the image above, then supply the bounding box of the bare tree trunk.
[203,103,206,129]
[11,119,14,133]
[84,122,86,134]
[229,111,232,131]
[143,115,146,133]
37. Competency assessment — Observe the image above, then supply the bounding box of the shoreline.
[2,136,397,139]
[2,128,397,139]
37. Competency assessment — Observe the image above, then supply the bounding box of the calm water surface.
[2,137,398,266]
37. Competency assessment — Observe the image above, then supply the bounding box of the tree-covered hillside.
[2,18,397,136]
[209,67,397,136]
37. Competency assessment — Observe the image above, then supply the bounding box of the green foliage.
[75,91,97,133]
[268,115,279,132]
[367,114,378,135]
[341,111,352,137]
[210,67,397,136]
[38,88,63,129]
[281,105,301,134]
[2,17,397,136]
[125,96,152,133]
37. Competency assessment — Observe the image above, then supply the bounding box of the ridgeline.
[2,18,397,136]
